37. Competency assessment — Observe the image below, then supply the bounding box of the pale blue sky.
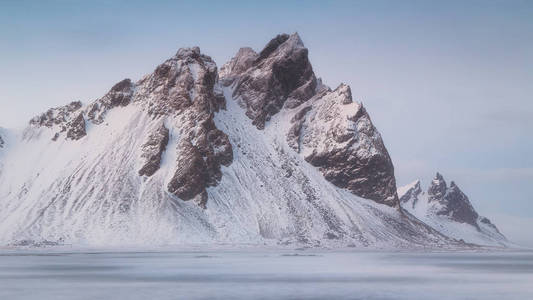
[1,0,532,245]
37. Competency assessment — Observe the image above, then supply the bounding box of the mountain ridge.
[0,33,504,248]
[398,173,507,246]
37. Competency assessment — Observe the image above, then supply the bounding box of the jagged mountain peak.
[397,174,507,246]
[221,33,316,129]
[398,179,422,208]
[428,172,447,202]
[426,173,478,225]
[219,34,399,206]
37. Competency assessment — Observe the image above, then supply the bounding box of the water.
[0,248,532,299]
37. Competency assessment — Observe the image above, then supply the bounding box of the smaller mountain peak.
[398,179,423,208]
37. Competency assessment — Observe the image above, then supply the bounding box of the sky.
[0,0,532,246]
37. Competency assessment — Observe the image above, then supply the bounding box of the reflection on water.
[0,249,532,299]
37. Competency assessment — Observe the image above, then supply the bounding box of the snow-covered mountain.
[0,33,499,248]
[398,173,507,247]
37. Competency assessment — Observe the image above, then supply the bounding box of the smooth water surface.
[0,248,532,299]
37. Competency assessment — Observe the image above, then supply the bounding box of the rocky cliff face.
[399,180,422,209]
[221,34,398,207]
[29,101,86,141]
[221,33,317,129]
[138,122,170,177]
[133,47,233,205]
[428,174,479,227]
[288,84,398,206]
[398,173,507,246]
[87,79,134,124]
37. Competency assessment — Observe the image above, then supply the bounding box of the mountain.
[0,33,482,248]
[398,173,507,247]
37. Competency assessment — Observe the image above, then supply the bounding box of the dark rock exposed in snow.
[138,122,170,177]
[398,173,507,245]
[30,101,83,128]
[427,173,479,226]
[135,46,233,204]
[428,172,447,203]
[29,101,86,140]
[433,179,479,227]
[221,33,317,129]
[399,180,422,209]
[0,135,3,148]
[167,139,209,204]
[65,112,87,140]
[288,83,399,207]
[479,216,503,235]
[87,79,134,124]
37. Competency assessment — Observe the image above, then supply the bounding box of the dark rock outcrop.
[138,122,170,177]
[135,47,233,205]
[427,173,479,227]
[29,101,86,140]
[167,139,208,202]
[220,33,317,129]
[87,79,134,124]
[399,180,422,209]
[427,172,447,202]
[398,174,507,245]
[479,216,503,235]
[288,83,399,207]
[65,113,87,140]
[0,135,4,148]
[30,101,82,128]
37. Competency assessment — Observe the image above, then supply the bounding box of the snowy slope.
[398,175,508,247]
